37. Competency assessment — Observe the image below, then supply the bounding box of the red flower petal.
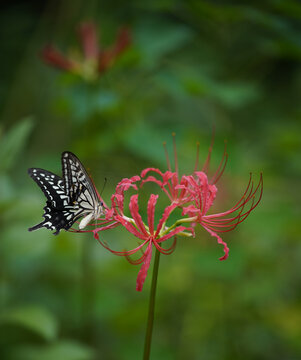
[154,203,178,237]
[153,237,177,255]
[141,167,165,178]
[136,242,152,291]
[147,194,159,235]
[115,214,148,240]
[113,27,131,56]
[93,228,149,256]
[129,195,149,237]
[202,225,229,261]
[115,176,140,194]
[78,22,99,60]
[41,45,75,71]
[98,27,131,72]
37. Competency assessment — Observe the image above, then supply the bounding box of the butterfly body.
[28,152,103,235]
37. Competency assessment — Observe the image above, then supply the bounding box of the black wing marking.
[28,168,77,235]
[61,152,99,218]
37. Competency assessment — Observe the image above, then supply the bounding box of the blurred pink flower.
[41,21,131,80]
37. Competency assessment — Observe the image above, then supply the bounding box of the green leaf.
[0,305,58,342]
[135,18,194,66]
[8,340,95,360]
[0,117,34,172]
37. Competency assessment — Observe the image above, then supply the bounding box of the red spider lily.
[41,21,131,80]
[141,135,262,261]
[92,175,194,291]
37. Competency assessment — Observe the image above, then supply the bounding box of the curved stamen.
[210,141,228,185]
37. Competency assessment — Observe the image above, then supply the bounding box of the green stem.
[161,216,198,236]
[143,248,161,360]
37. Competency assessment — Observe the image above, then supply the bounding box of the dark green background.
[0,1,300,359]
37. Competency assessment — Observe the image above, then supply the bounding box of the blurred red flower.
[41,21,131,80]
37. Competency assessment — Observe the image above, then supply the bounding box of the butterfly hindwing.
[28,168,78,234]
[28,168,67,208]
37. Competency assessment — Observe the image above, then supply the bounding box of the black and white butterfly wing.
[28,168,77,235]
[61,152,102,228]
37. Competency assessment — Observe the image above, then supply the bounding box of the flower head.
[141,134,262,261]
[93,175,194,291]
[41,21,131,81]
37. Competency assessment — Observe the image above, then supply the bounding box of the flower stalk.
[143,248,161,360]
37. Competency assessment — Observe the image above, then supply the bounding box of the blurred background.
[0,0,300,359]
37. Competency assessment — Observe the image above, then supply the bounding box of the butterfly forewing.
[61,152,100,217]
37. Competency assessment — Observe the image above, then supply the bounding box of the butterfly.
[28,151,103,235]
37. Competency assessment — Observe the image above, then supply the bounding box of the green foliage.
[0,117,34,173]
[0,305,58,342]
[8,341,95,360]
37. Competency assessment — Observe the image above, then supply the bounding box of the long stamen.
[194,142,200,172]
[172,132,178,174]
[211,141,228,184]
[202,128,215,173]
[202,144,212,174]
[163,142,171,171]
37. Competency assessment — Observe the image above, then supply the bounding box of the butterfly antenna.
[99,177,110,212]
[100,177,107,197]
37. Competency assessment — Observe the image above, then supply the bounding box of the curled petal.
[115,214,148,240]
[126,250,147,265]
[153,236,177,255]
[147,194,159,235]
[140,176,164,188]
[136,242,152,292]
[202,225,229,261]
[129,195,149,237]
[93,229,149,256]
[182,205,201,217]
[92,222,120,232]
[141,168,175,184]
[154,203,178,237]
[115,176,140,194]
[141,167,165,178]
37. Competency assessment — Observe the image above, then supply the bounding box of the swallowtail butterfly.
[28,151,103,235]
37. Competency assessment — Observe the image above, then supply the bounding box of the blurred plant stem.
[80,236,94,338]
[143,248,161,360]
